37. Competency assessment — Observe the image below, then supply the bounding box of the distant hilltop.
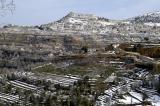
[129,11,160,23]
[66,12,97,19]
[3,11,160,27]
[1,11,160,44]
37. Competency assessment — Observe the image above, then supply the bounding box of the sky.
[0,0,160,25]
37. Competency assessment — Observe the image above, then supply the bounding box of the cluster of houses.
[0,70,82,105]
[96,68,160,106]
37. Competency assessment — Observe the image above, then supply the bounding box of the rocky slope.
[1,11,160,52]
[40,11,160,34]
[130,11,160,24]
[39,11,160,44]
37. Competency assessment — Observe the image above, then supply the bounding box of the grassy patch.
[153,63,160,74]
[65,65,91,76]
[32,65,64,75]
[32,63,117,77]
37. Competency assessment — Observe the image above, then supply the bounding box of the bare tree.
[0,0,15,16]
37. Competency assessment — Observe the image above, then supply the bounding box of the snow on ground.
[144,22,160,26]
[97,68,160,106]
[122,21,131,24]
[138,88,160,106]
[118,95,140,104]
[130,92,143,101]
[68,18,85,24]
[148,95,160,106]
[118,92,142,104]
[143,11,160,17]
[99,21,116,26]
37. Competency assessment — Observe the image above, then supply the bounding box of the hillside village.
[0,11,160,106]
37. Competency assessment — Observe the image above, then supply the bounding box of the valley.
[0,11,160,106]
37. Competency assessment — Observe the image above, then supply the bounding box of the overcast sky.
[0,0,160,25]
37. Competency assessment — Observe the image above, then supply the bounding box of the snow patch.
[144,22,160,26]
[99,21,116,26]
[118,92,142,104]
[144,11,160,17]
[122,21,131,24]
[68,18,85,24]
[148,95,160,106]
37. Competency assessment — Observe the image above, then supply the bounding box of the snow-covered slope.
[130,11,160,23]
[40,11,160,36]
[40,12,118,34]
[2,11,160,44]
